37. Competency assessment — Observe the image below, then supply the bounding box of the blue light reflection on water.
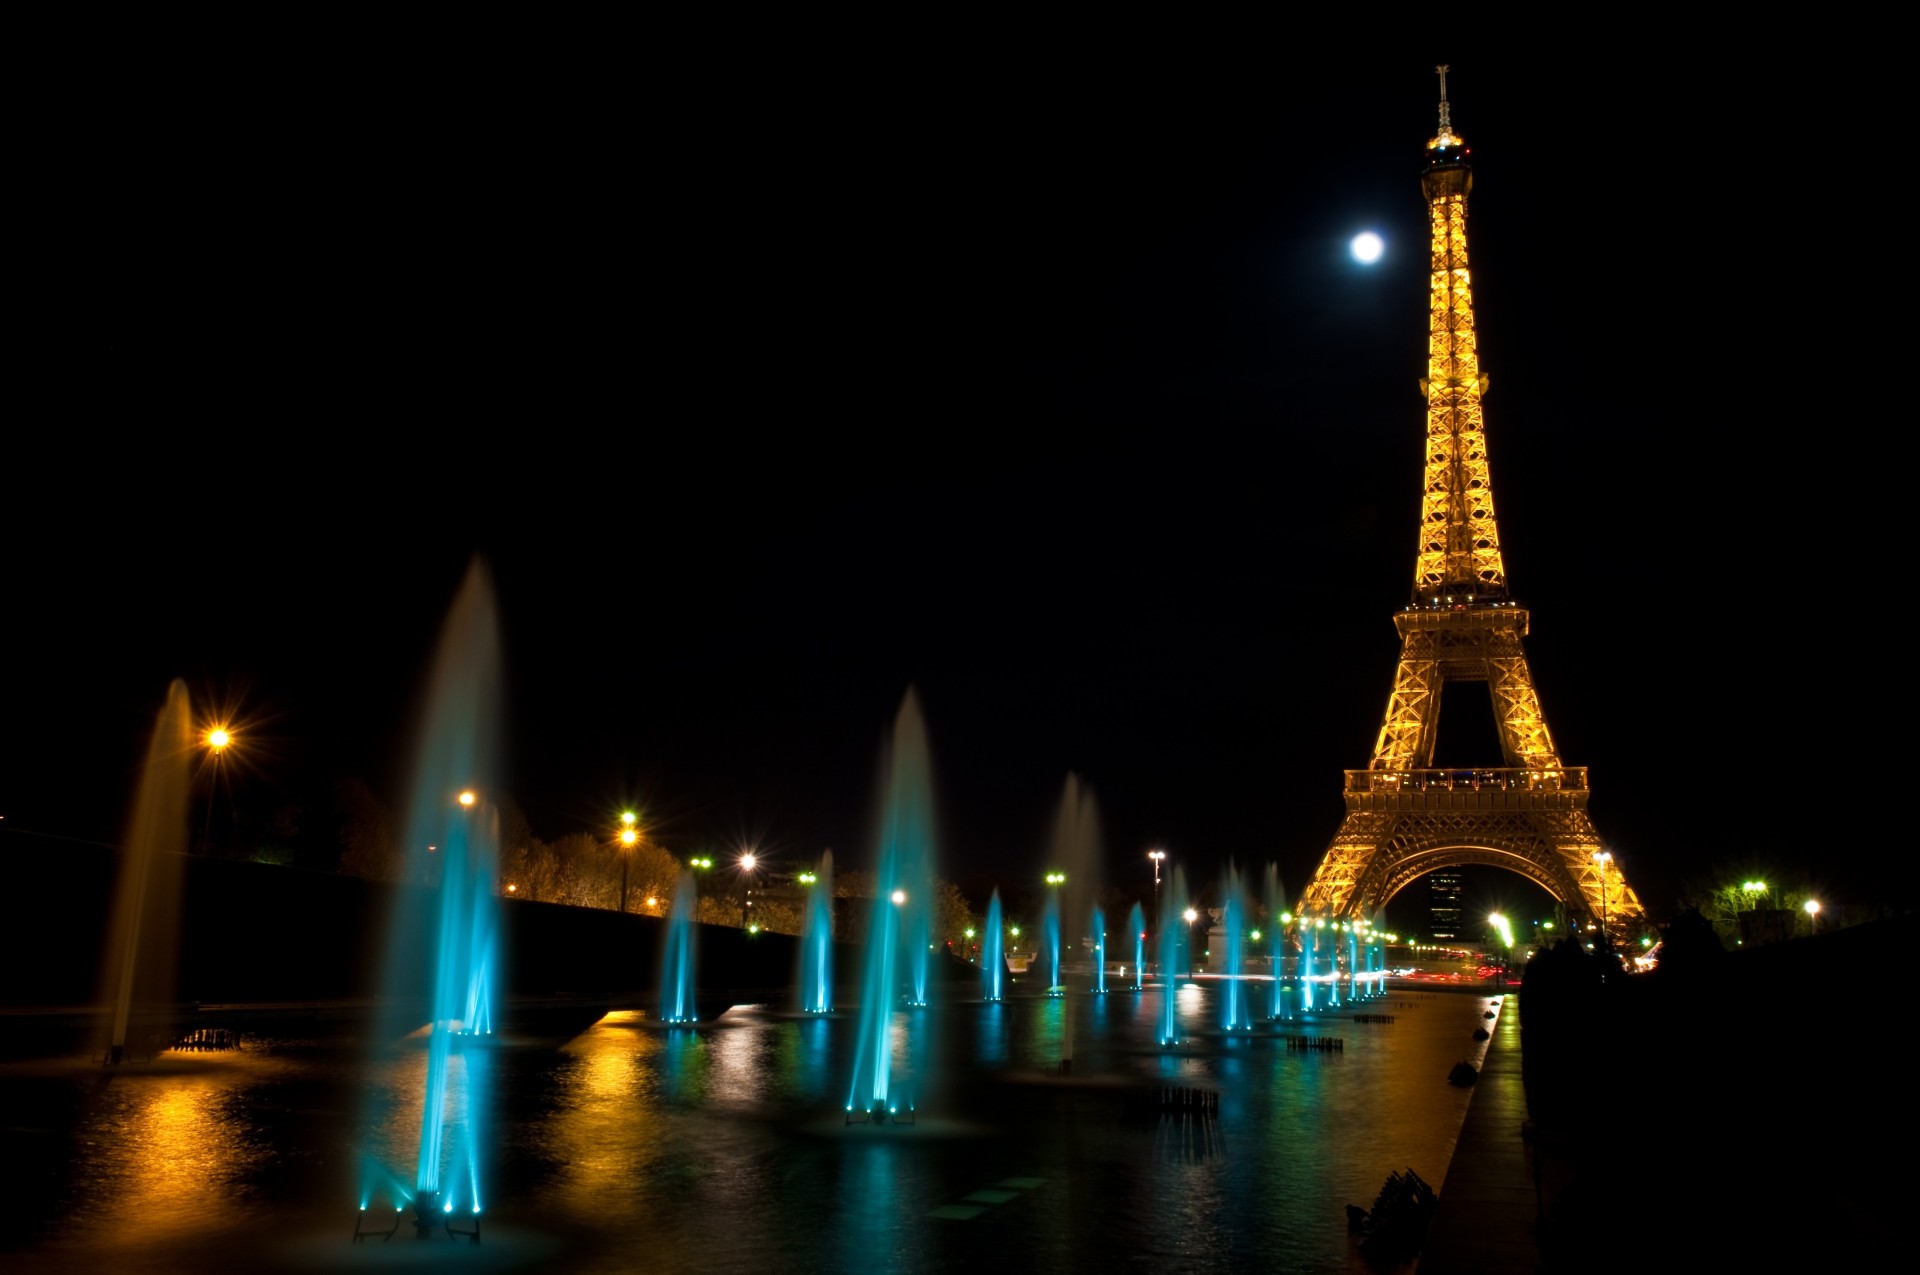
[0,988,1501,1274]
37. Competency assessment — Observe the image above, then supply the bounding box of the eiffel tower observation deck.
[1297,68,1645,944]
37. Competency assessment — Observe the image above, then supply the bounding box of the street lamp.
[1148,850,1166,930]
[1803,897,1820,935]
[201,725,233,854]
[740,852,759,928]
[617,812,640,913]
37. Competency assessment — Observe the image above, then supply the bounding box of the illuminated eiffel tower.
[1296,67,1644,943]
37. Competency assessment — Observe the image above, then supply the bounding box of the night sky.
[10,36,1906,931]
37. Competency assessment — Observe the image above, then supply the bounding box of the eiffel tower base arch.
[1297,772,1644,940]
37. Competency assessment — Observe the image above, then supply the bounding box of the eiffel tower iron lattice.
[1296,67,1644,944]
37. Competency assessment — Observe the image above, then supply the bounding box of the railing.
[1344,768,1582,798]
[1341,767,1590,808]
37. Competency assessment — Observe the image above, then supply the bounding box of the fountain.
[1262,864,1291,1020]
[800,850,834,1014]
[982,890,1004,1001]
[359,558,504,1231]
[100,679,192,1065]
[1219,864,1251,1031]
[1090,903,1107,995]
[1042,887,1063,996]
[661,870,699,1023]
[845,689,936,1123]
[1043,773,1103,994]
[1127,902,1145,990]
[1156,866,1190,1045]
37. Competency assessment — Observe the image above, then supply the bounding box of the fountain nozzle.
[412,1192,440,1239]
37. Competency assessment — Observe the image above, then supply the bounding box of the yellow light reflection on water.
[74,1062,274,1242]
[539,1015,671,1218]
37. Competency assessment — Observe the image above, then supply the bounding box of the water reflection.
[540,1013,669,1219]
[3,988,1502,1274]
[78,1061,274,1235]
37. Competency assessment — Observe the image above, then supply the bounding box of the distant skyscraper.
[1429,870,1462,940]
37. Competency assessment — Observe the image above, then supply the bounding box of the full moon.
[1350,232,1384,264]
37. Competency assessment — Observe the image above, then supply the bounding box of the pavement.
[1416,988,1540,1275]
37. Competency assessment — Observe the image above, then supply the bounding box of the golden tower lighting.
[1298,67,1646,941]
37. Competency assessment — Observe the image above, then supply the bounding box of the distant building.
[1429,870,1463,940]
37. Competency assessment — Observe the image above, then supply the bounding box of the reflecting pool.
[0,984,1500,1274]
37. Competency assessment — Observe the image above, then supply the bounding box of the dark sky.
[10,34,1906,927]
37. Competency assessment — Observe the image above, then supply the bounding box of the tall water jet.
[1043,773,1104,996]
[363,558,504,1226]
[1090,903,1107,995]
[1220,865,1251,1031]
[846,689,936,1122]
[1042,888,1063,996]
[101,680,193,1065]
[662,870,699,1023]
[1262,864,1291,1020]
[1127,902,1145,990]
[1156,866,1189,1045]
[799,851,834,1014]
[982,890,1004,1001]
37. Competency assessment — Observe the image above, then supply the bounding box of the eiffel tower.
[1297,67,1644,942]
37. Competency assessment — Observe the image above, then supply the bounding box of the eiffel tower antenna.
[1297,73,1644,957]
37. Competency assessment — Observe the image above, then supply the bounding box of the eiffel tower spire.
[1416,63,1504,603]
[1296,72,1645,947]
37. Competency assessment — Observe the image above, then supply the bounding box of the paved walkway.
[1417,991,1539,1275]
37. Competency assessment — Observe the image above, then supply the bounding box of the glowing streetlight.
[739,852,760,928]
[1148,849,1166,933]
[616,812,640,913]
[200,724,234,854]
[1804,897,1821,935]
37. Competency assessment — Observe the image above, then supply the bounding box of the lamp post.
[201,725,232,854]
[740,853,759,929]
[1149,849,1166,938]
[1804,898,1820,936]
[617,812,639,913]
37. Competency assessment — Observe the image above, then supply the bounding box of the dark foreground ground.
[1419,911,1912,1272]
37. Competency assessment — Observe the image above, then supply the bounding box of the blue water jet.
[1262,864,1291,1020]
[1220,870,1250,1031]
[1043,890,1063,996]
[1301,919,1319,1012]
[1157,867,1189,1045]
[1128,902,1145,990]
[661,870,699,1023]
[982,891,1004,1001]
[800,851,834,1014]
[1090,904,1107,994]
[363,558,504,1223]
[846,690,936,1121]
